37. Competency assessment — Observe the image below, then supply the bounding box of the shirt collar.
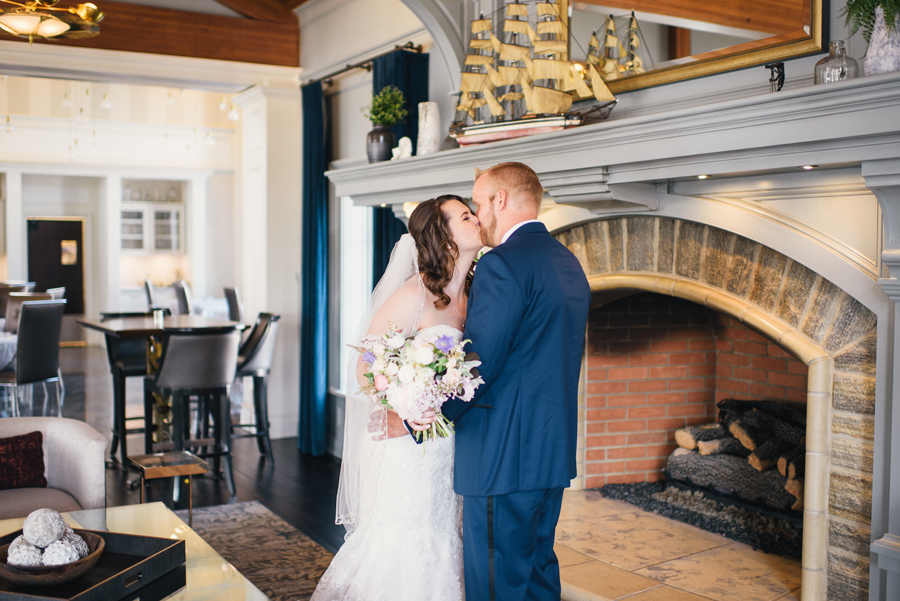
[500,219,541,245]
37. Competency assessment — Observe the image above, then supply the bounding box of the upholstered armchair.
[0,417,107,519]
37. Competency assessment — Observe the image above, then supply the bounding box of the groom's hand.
[406,409,437,431]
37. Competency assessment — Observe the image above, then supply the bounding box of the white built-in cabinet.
[120,179,184,253]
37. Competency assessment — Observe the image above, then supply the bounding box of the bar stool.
[232,313,280,464]
[143,329,241,496]
[99,310,170,467]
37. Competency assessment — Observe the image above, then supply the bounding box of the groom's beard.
[480,207,497,248]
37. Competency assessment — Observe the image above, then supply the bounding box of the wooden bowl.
[0,530,105,587]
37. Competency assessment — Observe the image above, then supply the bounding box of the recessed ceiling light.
[697,175,708,180]
[801,165,817,170]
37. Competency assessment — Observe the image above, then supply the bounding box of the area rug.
[175,501,334,601]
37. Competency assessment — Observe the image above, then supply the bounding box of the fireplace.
[557,216,876,600]
[327,74,900,601]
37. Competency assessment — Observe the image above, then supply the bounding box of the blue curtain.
[371,50,429,286]
[299,81,329,456]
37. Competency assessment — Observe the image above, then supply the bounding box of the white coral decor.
[42,539,82,566]
[6,536,42,567]
[63,532,90,559]
[23,508,67,548]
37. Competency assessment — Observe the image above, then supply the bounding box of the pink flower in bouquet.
[374,374,389,391]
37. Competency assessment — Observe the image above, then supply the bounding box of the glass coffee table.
[0,502,266,600]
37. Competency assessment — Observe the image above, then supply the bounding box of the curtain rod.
[303,42,423,88]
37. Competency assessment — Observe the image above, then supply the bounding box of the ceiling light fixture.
[697,174,708,180]
[801,165,818,170]
[0,1,103,42]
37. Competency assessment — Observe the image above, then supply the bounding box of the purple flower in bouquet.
[362,351,377,365]
[435,335,455,353]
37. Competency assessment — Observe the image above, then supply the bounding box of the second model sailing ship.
[451,0,619,145]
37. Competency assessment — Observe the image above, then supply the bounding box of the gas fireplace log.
[697,437,751,457]
[675,423,729,450]
[729,409,804,450]
[785,477,804,510]
[778,447,806,478]
[748,438,796,472]
[728,413,771,451]
[716,399,807,429]
[666,450,797,511]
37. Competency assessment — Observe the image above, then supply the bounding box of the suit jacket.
[441,222,591,497]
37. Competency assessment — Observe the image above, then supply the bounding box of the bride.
[311,195,483,601]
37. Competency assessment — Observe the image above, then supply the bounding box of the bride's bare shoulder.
[367,276,425,334]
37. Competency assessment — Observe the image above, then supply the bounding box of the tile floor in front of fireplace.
[556,490,801,601]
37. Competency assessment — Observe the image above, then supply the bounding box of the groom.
[412,162,590,600]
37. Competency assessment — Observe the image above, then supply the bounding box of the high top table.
[77,315,244,466]
[0,502,266,600]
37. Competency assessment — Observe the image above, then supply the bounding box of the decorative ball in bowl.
[0,529,105,587]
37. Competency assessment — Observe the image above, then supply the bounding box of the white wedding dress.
[311,325,465,601]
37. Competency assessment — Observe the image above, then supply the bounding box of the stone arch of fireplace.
[556,216,878,601]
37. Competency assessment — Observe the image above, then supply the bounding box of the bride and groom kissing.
[312,162,591,601]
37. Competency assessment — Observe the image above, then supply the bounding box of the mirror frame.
[596,0,825,93]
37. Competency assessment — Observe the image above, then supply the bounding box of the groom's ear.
[496,188,508,210]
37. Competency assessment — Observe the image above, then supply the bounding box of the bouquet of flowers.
[353,323,484,441]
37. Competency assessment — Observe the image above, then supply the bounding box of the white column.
[232,85,302,440]
[186,174,210,298]
[4,169,23,279]
[867,158,900,601]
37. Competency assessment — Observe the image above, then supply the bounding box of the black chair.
[144,281,156,309]
[232,313,280,464]
[224,287,243,323]
[0,300,66,417]
[173,280,193,315]
[143,329,241,496]
[99,310,170,466]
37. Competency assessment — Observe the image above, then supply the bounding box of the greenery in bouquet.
[841,0,900,43]
[361,85,408,126]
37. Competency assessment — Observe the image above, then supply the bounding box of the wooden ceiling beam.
[575,0,805,35]
[0,0,299,68]
[280,0,310,9]
[212,0,296,22]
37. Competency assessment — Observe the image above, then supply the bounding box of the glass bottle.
[814,40,859,84]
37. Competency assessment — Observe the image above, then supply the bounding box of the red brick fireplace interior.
[585,292,809,489]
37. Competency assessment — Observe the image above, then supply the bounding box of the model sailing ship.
[451,0,630,146]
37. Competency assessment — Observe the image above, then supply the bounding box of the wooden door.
[26,218,85,314]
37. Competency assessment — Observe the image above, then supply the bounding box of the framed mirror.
[569,0,824,92]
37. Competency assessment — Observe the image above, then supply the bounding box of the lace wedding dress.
[311,325,465,601]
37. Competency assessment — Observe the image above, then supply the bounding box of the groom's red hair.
[475,162,543,210]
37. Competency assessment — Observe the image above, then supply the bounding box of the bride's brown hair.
[408,195,466,309]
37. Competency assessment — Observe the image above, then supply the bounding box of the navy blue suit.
[441,222,591,601]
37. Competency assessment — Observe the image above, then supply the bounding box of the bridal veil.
[335,233,423,536]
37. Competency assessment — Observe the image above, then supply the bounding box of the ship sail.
[624,12,645,75]
[453,0,618,144]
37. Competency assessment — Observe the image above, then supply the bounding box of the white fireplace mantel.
[328,72,900,212]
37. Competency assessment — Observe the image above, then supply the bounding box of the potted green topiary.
[362,85,408,163]
[841,0,900,75]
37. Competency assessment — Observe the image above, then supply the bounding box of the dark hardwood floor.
[53,346,346,553]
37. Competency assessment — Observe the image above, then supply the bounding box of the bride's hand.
[406,409,437,431]
[367,408,410,440]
